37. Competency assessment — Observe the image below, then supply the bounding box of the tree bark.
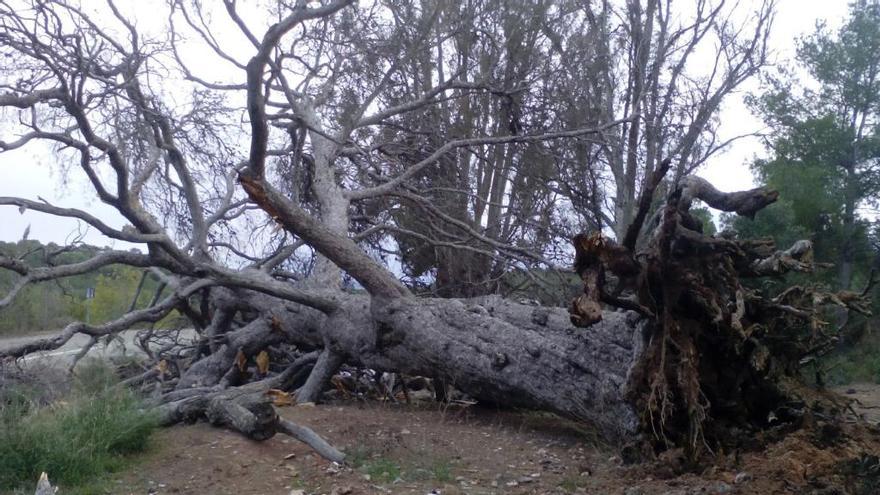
[221,293,650,439]
[296,348,344,403]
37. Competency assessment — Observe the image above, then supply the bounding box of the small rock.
[289,490,305,495]
[363,474,372,481]
[846,388,857,394]
[734,472,752,484]
[505,480,519,487]
[298,402,316,408]
[284,453,296,460]
[401,428,411,435]
[714,482,733,494]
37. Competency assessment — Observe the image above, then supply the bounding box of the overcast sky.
[0,0,851,247]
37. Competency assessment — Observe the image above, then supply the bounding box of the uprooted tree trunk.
[159,176,871,461]
[167,290,649,439]
[570,175,872,458]
[5,175,871,465]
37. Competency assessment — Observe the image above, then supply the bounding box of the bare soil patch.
[102,395,880,495]
[837,383,880,424]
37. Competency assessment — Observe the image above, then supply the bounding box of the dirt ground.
[838,383,880,424]
[99,390,880,495]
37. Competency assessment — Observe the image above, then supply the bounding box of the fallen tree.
[5,172,867,462]
[0,0,863,466]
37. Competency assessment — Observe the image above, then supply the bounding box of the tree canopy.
[737,0,880,291]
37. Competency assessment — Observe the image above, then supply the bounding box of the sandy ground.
[837,383,880,424]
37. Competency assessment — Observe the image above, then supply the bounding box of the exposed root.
[570,175,873,459]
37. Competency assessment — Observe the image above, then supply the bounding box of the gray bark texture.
[178,291,649,440]
[366,297,647,438]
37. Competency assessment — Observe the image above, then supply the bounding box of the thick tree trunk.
[167,284,650,441]
[202,293,649,439]
[365,297,647,437]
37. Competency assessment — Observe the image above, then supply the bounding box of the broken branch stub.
[678,175,779,218]
[570,232,641,327]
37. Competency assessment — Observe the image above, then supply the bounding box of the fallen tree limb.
[156,352,342,462]
[277,418,345,463]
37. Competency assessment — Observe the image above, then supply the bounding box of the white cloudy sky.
[0,0,851,247]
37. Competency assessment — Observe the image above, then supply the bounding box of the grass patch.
[345,443,456,484]
[427,458,453,483]
[363,458,402,483]
[0,360,159,492]
[405,457,454,483]
[368,456,458,484]
[558,473,592,493]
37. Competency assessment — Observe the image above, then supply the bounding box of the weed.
[363,458,402,483]
[558,475,584,493]
[429,458,453,483]
[345,445,374,469]
[0,361,158,492]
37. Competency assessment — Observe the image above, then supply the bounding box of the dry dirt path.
[103,397,880,495]
[837,383,880,424]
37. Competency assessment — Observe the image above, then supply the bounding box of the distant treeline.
[0,240,175,335]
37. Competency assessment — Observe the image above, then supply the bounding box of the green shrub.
[0,361,158,491]
[820,326,880,386]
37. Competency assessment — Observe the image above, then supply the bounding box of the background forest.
[0,240,179,334]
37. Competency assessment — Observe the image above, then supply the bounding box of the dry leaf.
[234,348,247,372]
[256,350,270,375]
[155,359,168,376]
[267,388,295,407]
